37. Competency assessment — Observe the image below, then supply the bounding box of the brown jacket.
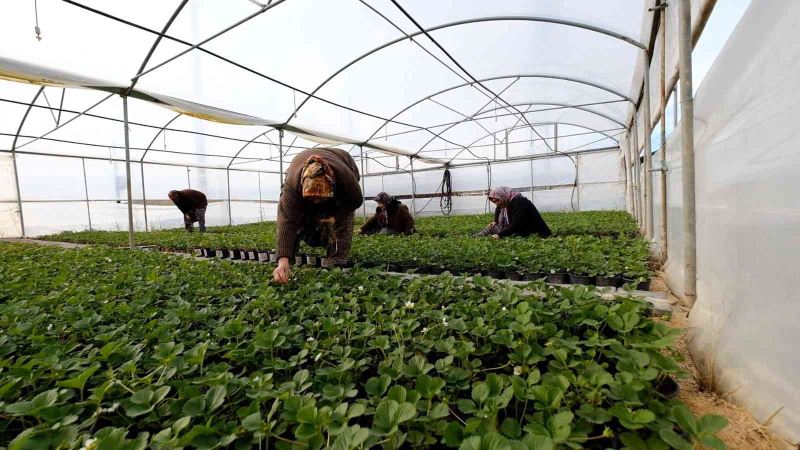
[360,200,416,235]
[170,189,207,218]
[276,148,362,259]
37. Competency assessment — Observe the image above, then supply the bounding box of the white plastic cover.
[653,1,800,441]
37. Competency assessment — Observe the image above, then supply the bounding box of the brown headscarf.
[301,155,336,199]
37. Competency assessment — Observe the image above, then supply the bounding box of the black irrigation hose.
[439,168,453,215]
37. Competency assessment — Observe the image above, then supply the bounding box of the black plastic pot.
[569,274,596,285]
[340,260,355,269]
[637,279,652,291]
[229,249,241,260]
[306,255,318,267]
[294,254,305,265]
[486,269,505,279]
[257,251,270,263]
[204,248,215,258]
[654,376,679,398]
[596,275,622,287]
[523,272,546,281]
[428,266,445,275]
[248,250,258,260]
[415,266,432,274]
[506,272,524,281]
[269,252,279,263]
[545,272,569,284]
[193,248,204,257]
[216,249,229,259]
[386,264,401,272]
[320,257,335,268]
[240,250,250,261]
[399,265,414,273]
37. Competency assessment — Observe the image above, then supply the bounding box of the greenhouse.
[0,0,797,448]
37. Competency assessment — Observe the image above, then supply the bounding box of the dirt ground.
[653,275,786,449]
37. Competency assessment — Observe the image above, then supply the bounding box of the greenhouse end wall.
[656,1,800,442]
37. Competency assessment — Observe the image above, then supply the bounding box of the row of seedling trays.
[191,247,651,291]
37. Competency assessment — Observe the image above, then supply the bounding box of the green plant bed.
[0,243,724,449]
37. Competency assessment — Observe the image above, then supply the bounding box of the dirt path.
[0,238,88,249]
[653,275,783,449]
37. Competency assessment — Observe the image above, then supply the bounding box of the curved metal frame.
[9,86,46,237]
[287,15,646,124]
[471,102,626,128]
[440,121,622,165]
[361,73,633,145]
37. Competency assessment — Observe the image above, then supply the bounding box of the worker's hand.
[491,234,500,240]
[319,216,336,226]
[273,257,291,284]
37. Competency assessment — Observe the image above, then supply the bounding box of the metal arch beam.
[286,15,646,124]
[440,121,621,165]
[10,86,46,237]
[140,113,182,162]
[226,128,276,169]
[361,74,633,145]
[471,101,627,128]
[126,0,188,94]
[451,121,621,151]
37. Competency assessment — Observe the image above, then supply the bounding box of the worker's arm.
[497,203,527,238]
[275,186,303,261]
[359,211,381,234]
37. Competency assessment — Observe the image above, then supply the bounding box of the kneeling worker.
[477,187,551,238]
[273,147,363,284]
[359,192,415,235]
[168,189,208,232]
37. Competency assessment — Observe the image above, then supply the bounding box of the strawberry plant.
[0,242,723,449]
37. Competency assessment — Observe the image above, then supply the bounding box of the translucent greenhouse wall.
[646,1,800,441]
[0,147,623,237]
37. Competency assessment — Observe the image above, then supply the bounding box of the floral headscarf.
[301,155,336,199]
[374,192,395,228]
[489,186,520,228]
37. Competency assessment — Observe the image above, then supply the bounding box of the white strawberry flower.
[404,301,415,309]
[79,438,98,450]
[513,366,523,376]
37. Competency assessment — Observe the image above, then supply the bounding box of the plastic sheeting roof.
[0,0,656,172]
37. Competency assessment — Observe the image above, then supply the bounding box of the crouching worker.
[359,192,415,235]
[168,189,208,232]
[273,148,363,284]
[477,187,551,239]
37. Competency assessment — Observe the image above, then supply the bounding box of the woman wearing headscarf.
[477,186,551,238]
[273,148,363,284]
[359,192,416,235]
[168,189,208,232]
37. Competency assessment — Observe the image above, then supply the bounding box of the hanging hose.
[439,168,452,215]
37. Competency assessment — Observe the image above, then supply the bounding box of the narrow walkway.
[1,238,88,249]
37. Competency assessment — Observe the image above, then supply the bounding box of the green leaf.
[698,414,728,434]
[620,433,648,450]
[57,363,101,391]
[330,425,370,450]
[698,434,727,450]
[658,428,694,450]
[520,434,554,450]
[365,375,391,397]
[5,389,59,416]
[443,422,464,448]
[372,399,417,436]
[472,382,490,404]
[500,417,522,439]
[671,405,697,435]
[205,385,226,413]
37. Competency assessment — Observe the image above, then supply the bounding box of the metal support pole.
[121,96,135,249]
[504,130,509,160]
[529,158,535,199]
[140,163,148,231]
[624,135,634,216]
[258,172,264,221]
[679,0,697,305]
[278,130,284,186]
[632,118,642,225]
[575,154,581,211]
[485,162,491,213]
[359,145,367,218]
[554,123,559,152]
[659,3,669,259]
[642,50,655,239]
[409,156,416,217]
[81,158,92,231]
[227,169,232,225]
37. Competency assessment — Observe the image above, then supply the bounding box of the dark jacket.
[276,148,362,259]
[494,195,552,238]
[170,189,207,217]
[360,199,416,235]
